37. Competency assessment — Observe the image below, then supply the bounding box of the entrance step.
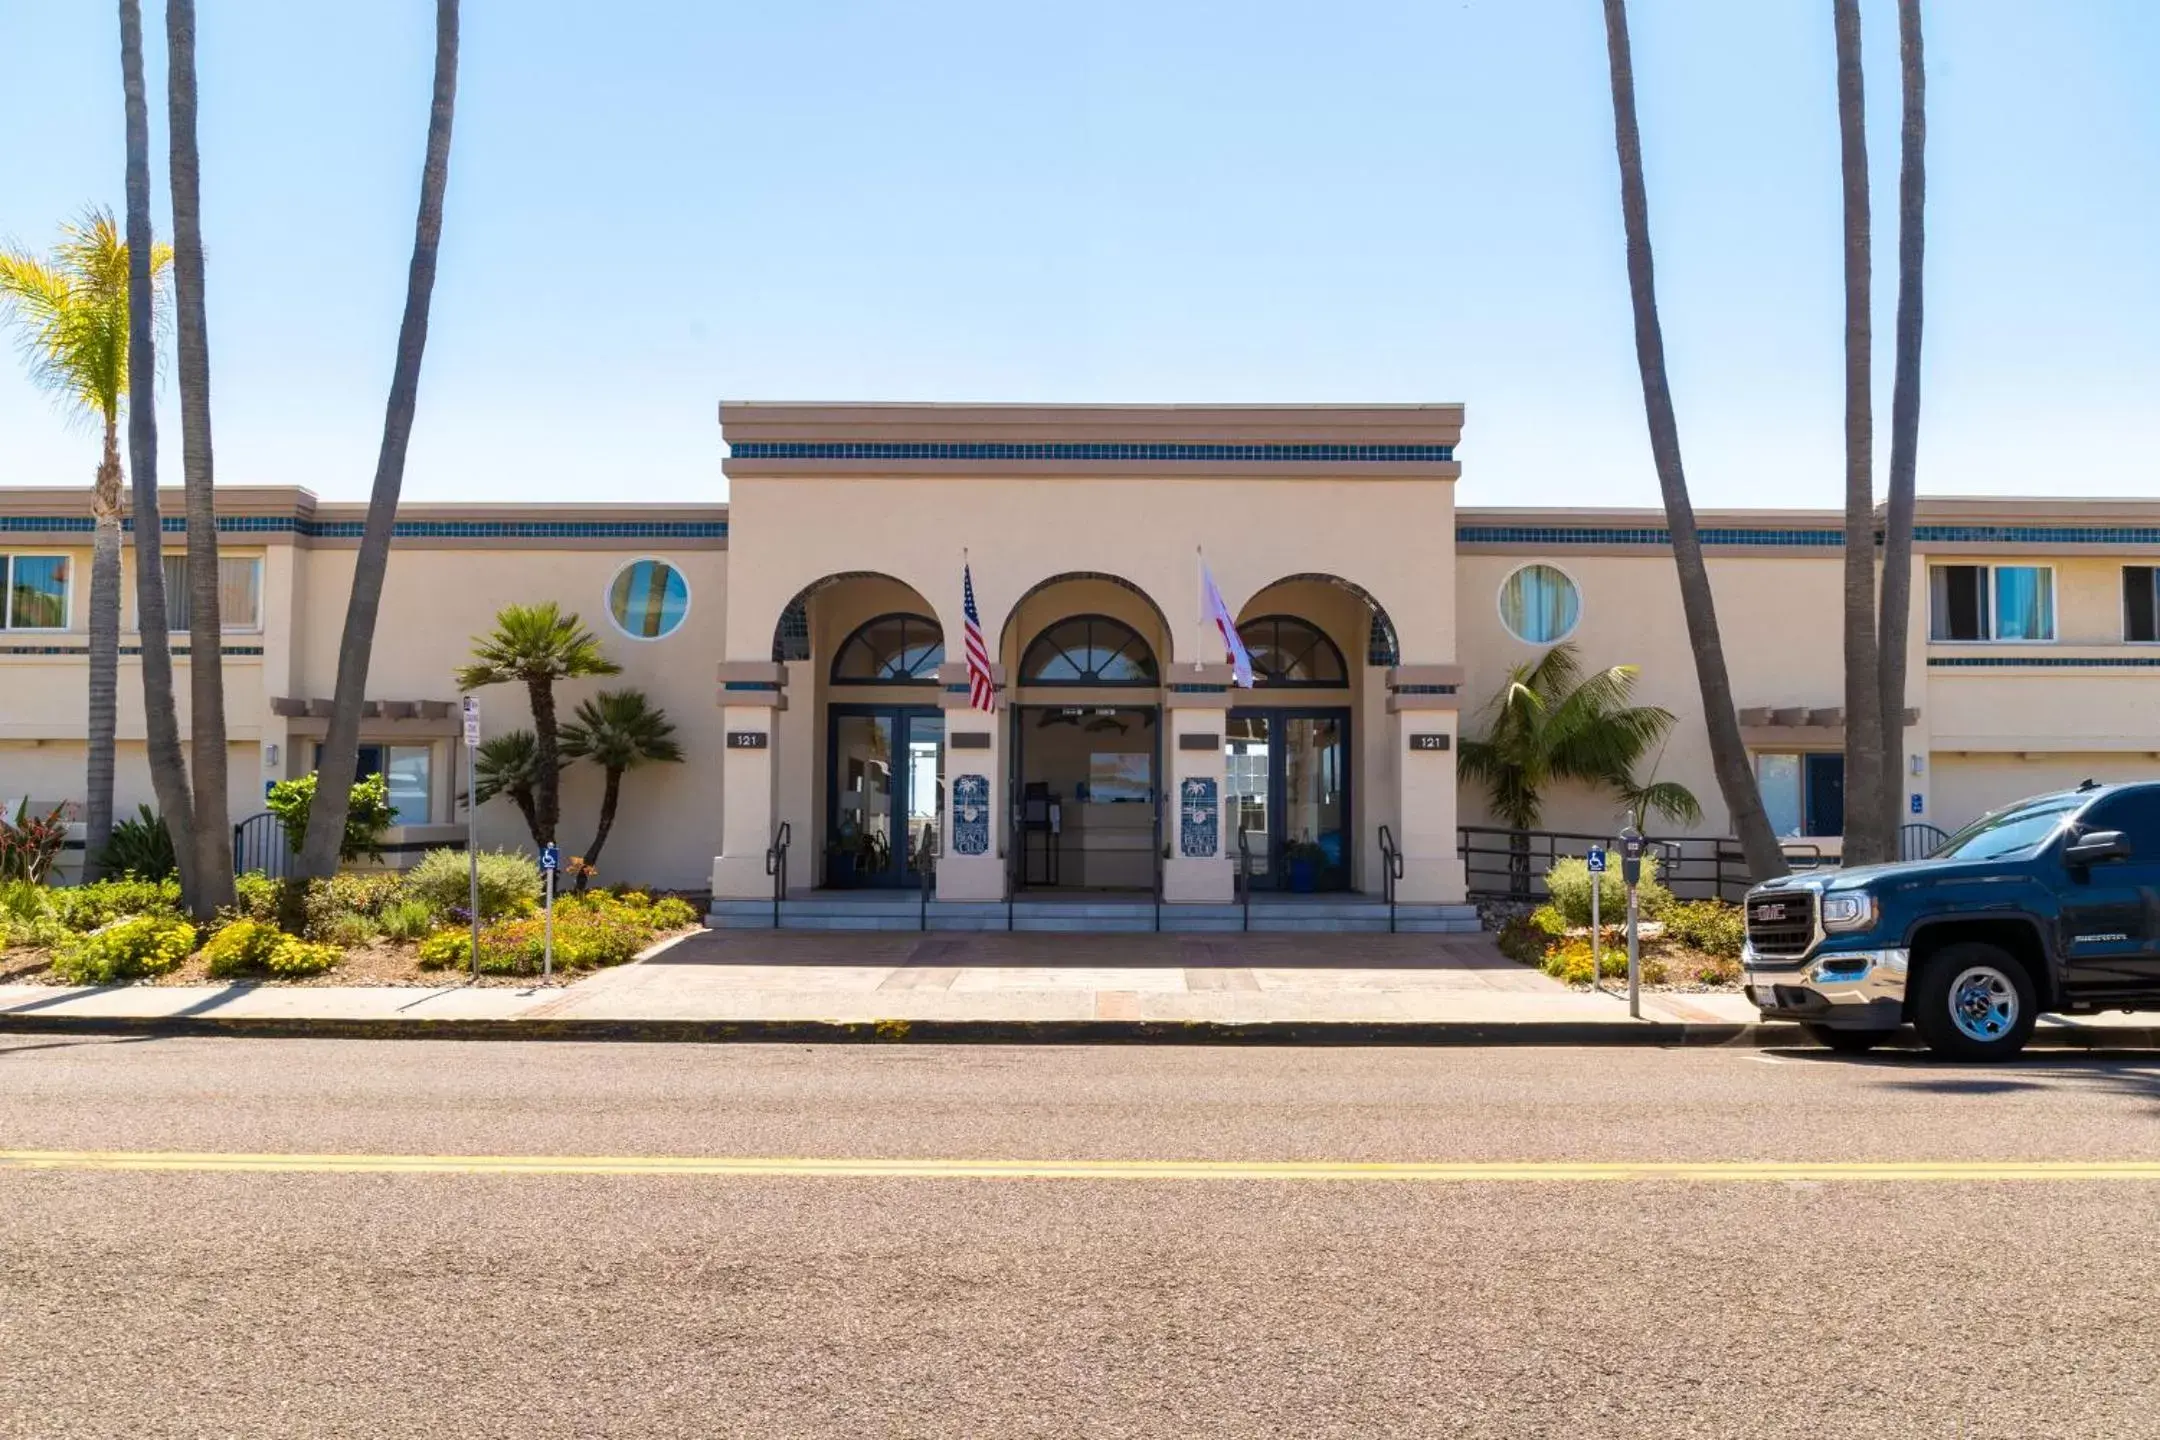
[707,897,1485,935]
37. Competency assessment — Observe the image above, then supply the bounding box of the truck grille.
[1746,890,1816,958]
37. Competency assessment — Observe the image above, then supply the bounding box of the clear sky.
[1,1,2154,510]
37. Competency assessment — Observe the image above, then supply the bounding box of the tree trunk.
[83,420,124,881]
[117,0,198,908]
[1600,0,1787,882]
[165,0,234,917]
[1833,0,1887,867]
[511,785,542,852]
[529,679,560,846]
[579,767,622,894]
[299,0,461,883]
[1876,0,1927,854]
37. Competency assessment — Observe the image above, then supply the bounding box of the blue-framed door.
[1226,707,1352,892]
[827,705,943,888]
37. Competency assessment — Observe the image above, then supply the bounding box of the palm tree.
[118,0,200,909]
[298,0,460,885]
[473,729,557,850]
[164,0,234,915]
[1599,0,1786,880]
[561,690,684,891]
[453,603,621,846]
[0,209,170,880]
[1876,0,1927,849]
[1832,0,1887,867]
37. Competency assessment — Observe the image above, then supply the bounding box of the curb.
[3,1012,2159,1050]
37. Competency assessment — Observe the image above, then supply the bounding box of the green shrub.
[51,915,197,984]
[1660,899,1744,959]
[266,936,340,977]
[311,872,405,920]
[416,928,471,971]
[0,882,67,950]
[1541,936,1631,984]
[646,896,698,930]
[378,897,437,942]
[313,911,379,948]
[1544,854,1671,929]
[230,872,280,923]
[51,877,183,932]
[95,805,178,881]
[1497,915,1555,965]
[472,912,647,974]
[1696,955,1741,987]
[405,848,540,921]
[201,919,285,979]
[1529,903,1568,937]
[264,771,395,861]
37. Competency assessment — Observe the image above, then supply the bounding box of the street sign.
[461,695,480,748]
[1911,792,1924,815]
[1586,846,1607,874]
[539,843,561,873]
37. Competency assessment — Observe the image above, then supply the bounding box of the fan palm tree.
[0,208,170,880]
[453,603,620,846]
[1875,0,1927,849]
[1832,0,1888,866]
[298,0,460,885]
[473,729,557,850]
[119,0,200,909]
[561,690,684,891]
[1599,0,1786,881]
[164,0,235,914]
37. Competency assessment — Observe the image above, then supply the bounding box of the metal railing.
[1457,825,1806,904]
[915,826,936,931]
[232,812,292,879]
[764,822,791,929]
[1899,822,1949,861]
[1377,824,1404,933]
[1236,827,1254,932]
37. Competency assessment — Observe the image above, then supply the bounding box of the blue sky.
[2,1,2154,508]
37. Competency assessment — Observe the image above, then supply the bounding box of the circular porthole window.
[606,558,690,641]
[1498,563,1581,645]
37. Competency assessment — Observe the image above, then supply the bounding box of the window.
[1755,752,1844,838]
[1019,615,1158,685]
[1237,615,1348,687]
[2124,567,2159,643]
[2,555,69,630]
[1497,563,1580,645]
[1935,795,2080,862]
[160,555,263,632]
[2075,791,2160,858]
[315,743,433,825]
[831,613,944,682]
[605,558,690,640]
[1929,564,2055,642]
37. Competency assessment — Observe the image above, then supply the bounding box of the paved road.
[3,1037,2157,1438]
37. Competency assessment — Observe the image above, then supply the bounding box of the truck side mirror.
[2064,830,2132,867]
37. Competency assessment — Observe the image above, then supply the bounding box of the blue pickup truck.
[1742,780,2160,1060]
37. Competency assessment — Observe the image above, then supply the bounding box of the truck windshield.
[1933,797,2083,862]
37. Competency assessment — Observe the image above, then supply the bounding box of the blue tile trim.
[1,515,727,540]
[732,441,1454,464]
[722,680,781,691]
[1392,684,1459,694]
[1914,525,2160,546]
[1929,655,2160,669]
[0,644,265,657]
[1457,525,1846,548]
[1168,683,1230,693]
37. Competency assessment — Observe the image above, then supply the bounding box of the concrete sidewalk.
[3,929,2158,1047]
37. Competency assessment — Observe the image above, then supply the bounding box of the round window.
[606,558,690,640]
[1498,563,1580,645]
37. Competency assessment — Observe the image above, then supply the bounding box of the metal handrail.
[1236,827,1253,932]
[764,821,791,929]
[1008,799,1023,931]
[1377,824,1404,934]
[916,826,936,931]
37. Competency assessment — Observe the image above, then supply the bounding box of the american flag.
[962,562,996,712]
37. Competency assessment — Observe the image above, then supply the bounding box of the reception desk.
[1046,801,1156,890]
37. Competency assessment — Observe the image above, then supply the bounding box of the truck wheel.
[1801,1024,1895,1054]
[1912,943,2037,1062]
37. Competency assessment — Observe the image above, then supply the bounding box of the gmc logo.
[1752,903,1788,922]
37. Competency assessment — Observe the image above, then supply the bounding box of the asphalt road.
[3,1037,2158,1439]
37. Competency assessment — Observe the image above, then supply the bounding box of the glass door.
[828,706,942,887]
[1226,714,1273,883]
[1227,708,1351,892]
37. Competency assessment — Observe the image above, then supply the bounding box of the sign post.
[1586,845,1607,994]
[462,696,482,982]
[539,843,561,980]
[1619,826,1645,1019]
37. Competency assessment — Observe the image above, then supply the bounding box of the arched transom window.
[1237,615,1348,687]
[1020,614,1159,686]
[831,613,944,683]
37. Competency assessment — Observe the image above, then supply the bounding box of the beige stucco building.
[5,402,2157,912]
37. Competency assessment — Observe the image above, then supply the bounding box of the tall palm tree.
[118,0,200,908]
[473,729,557,850]
[453,603,621,846]
[1599,0,1786,880]
[1832,0,1887,867]
[299,0,460,884]
[0,208,170,880]
[1876,0,1927,849]
[561,690,684,891]
[164,0,234,915]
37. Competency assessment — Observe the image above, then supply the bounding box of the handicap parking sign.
[1587,846,1606,874]
[540,843,561,873]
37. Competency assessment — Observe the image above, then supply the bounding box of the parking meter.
[1618,827,1644,1017]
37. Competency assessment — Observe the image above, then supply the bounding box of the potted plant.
[1284,837,1328,894]
[827,817,862,888]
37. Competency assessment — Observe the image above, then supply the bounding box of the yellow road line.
[3,1150,2159,1182]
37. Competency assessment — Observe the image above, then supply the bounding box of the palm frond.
[0,206,170,427]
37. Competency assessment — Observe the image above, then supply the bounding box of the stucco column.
[711,662,789,900]
[1389,665,1466,904]
[935,662,1006,902]
[1163,667,1235,904]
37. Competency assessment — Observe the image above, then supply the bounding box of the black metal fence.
[232,812,292,879]
[1457,826,1827,905]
